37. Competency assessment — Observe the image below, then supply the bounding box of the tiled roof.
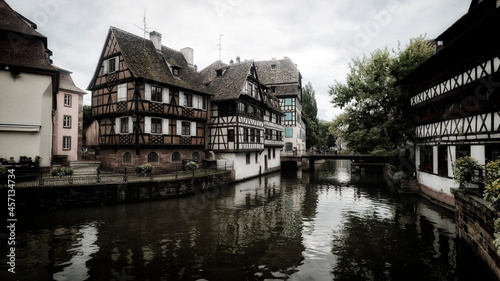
[0,0,55,70]
[199,60,228,84]
[110,27,209,95]
[55,66,87,95]
[205,61,253,101]
[0,0,45,38]
[255,58,301,85]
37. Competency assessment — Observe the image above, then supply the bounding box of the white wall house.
[0,0,59,167]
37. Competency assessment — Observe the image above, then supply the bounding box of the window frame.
[64,94,72,107]
[63,115,71,128]
[181,121,191,135]
[62,136,71,151]
[151,118,162,134]
[151,86,163,103]
[120,117,129,134]
[147,152,159,163]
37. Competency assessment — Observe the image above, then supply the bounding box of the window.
[243,128,248,142]
[202,96,207,110]
[64,94,72,107]
[438,146,448,176]
[123,152,131,163]
[148,152,158,162]
[248,106,255,115]
[273,148,276,159]
[63,115,71,128]
[63,136,71,150]
[250,129,255,143]
[271,64,276,70]
[172,152,181,161]
[285,112,293,121]
[284,98,292,106]
[151,86,162,102]
[255,153,258,163]
[419,145,433,173]
[256,130,261,143]
[151,118,162,134]
[228,129,235,142]
[184,93,193,107]
[181,121,190,135]
[285,128,293,138]
[172,67,179,76]
[192,152,200,161]
[246,153,251,164]
[120,118,129,133]
[108,57,117,73]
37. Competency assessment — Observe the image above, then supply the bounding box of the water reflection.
[0,160,496,281]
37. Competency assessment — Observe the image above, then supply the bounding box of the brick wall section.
[453,189,500,279]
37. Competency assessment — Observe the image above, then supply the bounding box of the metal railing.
[8,161,234,188]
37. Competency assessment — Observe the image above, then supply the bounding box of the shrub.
[454,156,482,185]
[135,163,154,175]
[51,166,74,178]
[184,160,199,171]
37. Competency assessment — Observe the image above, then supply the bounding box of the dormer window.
[271,64,276,70]
[172,67,179,76]
[216,69,223,77]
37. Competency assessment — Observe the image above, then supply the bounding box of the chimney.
[236,56,240,63]
[180,47,194,68]
[149,31,162,51]
[229,59,234,65]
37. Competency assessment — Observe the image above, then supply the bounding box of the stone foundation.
[99,147,206,173]
[453,189,500,280]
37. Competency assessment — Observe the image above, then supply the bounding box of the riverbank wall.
[384,164,500,280]
[453,189,500,280]
[11,171,232,211]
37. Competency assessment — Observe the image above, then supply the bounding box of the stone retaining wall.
[453,189,500,280]
[13,171,232,210]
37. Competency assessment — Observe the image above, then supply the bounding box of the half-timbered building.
[201,60,284,180]
[401,0,500,206]
[88,27,211,172]
[256,58,306,153]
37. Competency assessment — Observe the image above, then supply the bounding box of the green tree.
[329,35,434,155]
[302,82,319,148]
[318,120,336,148]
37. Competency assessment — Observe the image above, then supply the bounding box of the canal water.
[1,160,497,281]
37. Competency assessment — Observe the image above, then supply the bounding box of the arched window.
[147,152,158,162]
[192,152,200,161]
[172,152,181,161]
[248,105,254,115]
[123,152,131,163]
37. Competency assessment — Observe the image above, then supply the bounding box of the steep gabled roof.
[205,61,254,101]
[0,0,55,70]
[89,26,209,95]
[255,58,302,85]
[199,60,228,84]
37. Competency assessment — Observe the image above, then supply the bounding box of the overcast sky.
[9,0,470,121]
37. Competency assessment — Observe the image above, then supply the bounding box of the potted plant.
[454,156,482,188]
[50,166,74,178]
[184,160,198,172]
[135,163,154,177]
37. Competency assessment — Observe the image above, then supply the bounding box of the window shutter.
[191,122,196,136]
[103,59,108,74]
[144,116,151,134]
[115,118,120,134]
[115,57,120,72]
[179,91,185,106]
[128,117,133,133]
[176,120,182,135]
[162,118,169,134]
[117,83,127,101]
[163,88,169,104]
[145,83,151,101]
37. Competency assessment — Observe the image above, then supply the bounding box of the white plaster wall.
[0,71,53,166]
[417,171,459,195]
[216,149,282,180]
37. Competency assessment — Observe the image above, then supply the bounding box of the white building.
[0,0,59,168]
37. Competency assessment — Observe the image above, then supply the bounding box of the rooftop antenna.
[134,9,158,48]
[217,34,223,61]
